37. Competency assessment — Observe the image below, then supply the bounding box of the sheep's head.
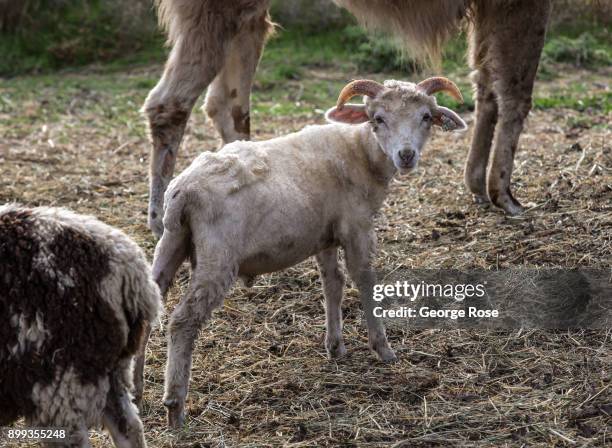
[325,77,467,173]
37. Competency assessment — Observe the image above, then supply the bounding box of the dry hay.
[0,65,610,447]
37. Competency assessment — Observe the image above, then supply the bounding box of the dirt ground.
[0,61,610,447]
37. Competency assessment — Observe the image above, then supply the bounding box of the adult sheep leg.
[343,231,396,362]
[204,13,272,145]
[163,264,237,428]
[103,362,146,448]
[464,21,498,204]
[316,248,347,359]
[465,73,497,204]
[479,0,551,214]
[143,30,229,237]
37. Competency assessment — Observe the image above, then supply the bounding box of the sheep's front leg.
[343,232,396,362]
[315,248,347,359]
[164,266,236,428]
[103,363,147,448]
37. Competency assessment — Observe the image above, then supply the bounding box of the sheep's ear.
[325,104,369,124]
[433,106,467,132]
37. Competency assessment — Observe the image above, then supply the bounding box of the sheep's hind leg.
[164,264,237,428]
[134,230,190,407]
[343,231,396,362]
[316,248,347,359]
[204,12,272,145]
[103,361,146,448]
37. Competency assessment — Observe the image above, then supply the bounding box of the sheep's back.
[0,206,158,424]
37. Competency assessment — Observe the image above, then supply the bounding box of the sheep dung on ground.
[0,205,162,448]
[150,77,467,428]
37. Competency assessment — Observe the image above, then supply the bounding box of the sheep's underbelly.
[238,253,303,276]
[238,234,335,276]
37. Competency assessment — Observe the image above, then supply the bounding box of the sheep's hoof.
[472,194,490,206]
[326,340,347,360]
[493,197,525,216]
[164,399,185,429]
[488,189,526,216]
[502,201,525,216]
[373,346,398,363]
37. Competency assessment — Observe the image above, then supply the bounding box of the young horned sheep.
[0,205,161,448]
[151,77,467,427]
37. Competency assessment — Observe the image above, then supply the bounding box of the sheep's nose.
[399,148,416,165]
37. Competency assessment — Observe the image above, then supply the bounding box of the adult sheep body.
[144,0,552,237]
[0,205,161,448]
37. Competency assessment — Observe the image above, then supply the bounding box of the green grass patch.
[257,29,355,86]
[538,22,611,79]
[544,32,611,68]
[0,0,164,76]
[0,71,154,140]
[533,79,611,113]
[534,92,611,113]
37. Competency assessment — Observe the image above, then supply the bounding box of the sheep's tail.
[162,187,190,233]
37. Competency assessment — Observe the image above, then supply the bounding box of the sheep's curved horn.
[417,77,463,103]
[336,80,385,109]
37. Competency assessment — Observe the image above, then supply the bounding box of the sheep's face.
[326,79,467,174]
[366,86,439,173]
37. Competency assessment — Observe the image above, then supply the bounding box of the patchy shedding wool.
[162,144,270,230]
[0,205,161,448]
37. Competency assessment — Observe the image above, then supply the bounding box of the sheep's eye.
[423,113,432,123]
[374,115,385,125]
